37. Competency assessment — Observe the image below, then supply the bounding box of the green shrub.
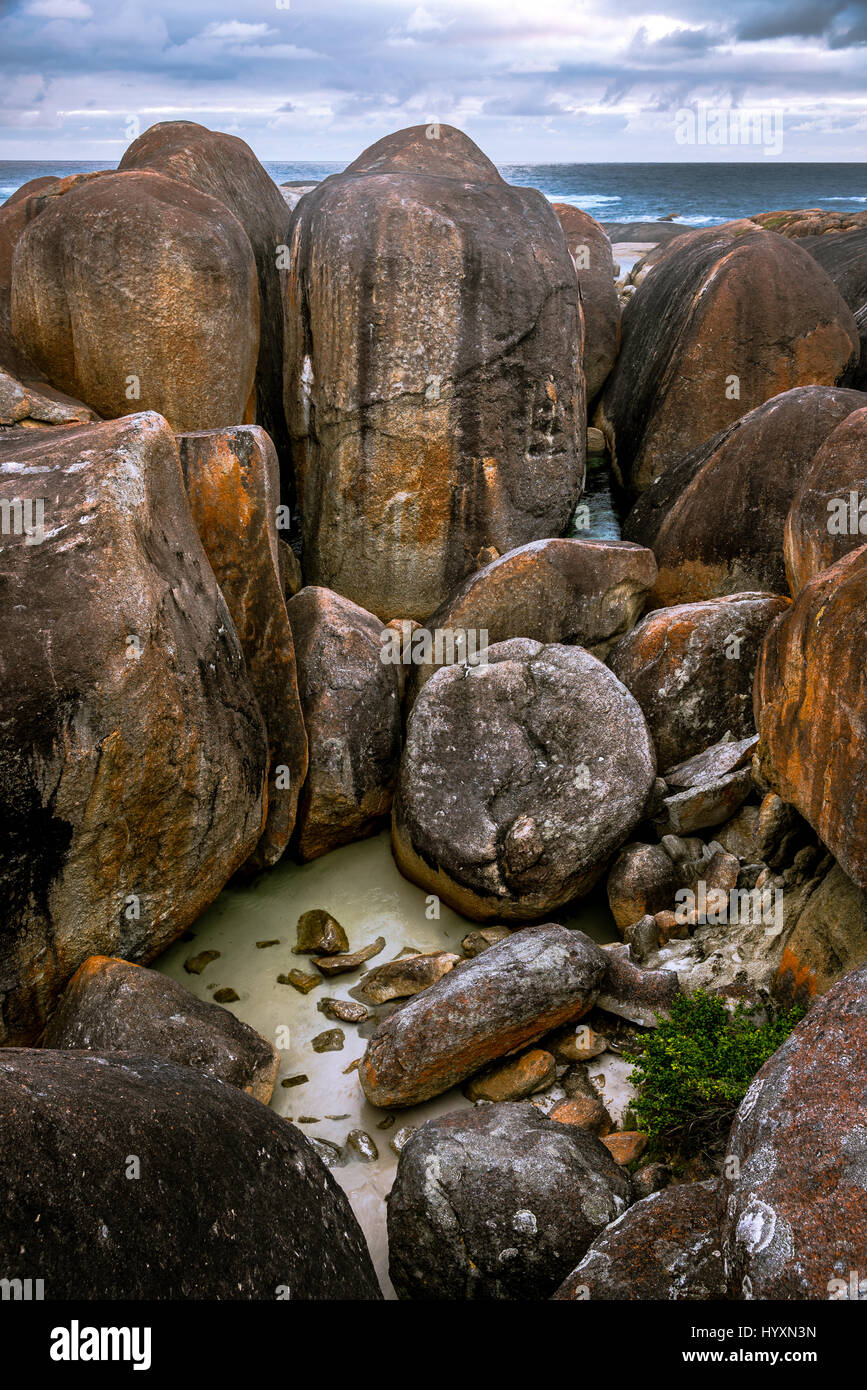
[624,991,805,1162]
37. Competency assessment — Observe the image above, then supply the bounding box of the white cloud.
[199,21,277,44]
[406,6,445,33]
[27,0,93,17]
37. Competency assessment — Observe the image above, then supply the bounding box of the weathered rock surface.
[178,426,307,865]
[775,862,867,1006]
[722,964,867,1299]
[12,170,258,431]
[387,1102,631,1299]
[284,124,585,621]
[360,925,608,1108]
[286,586,402,859]
[598,222,860,499]
[394,639,656,921]
[0,1048,381,1298]
[0,413,268,1043]
[784,405,867,593]
[803,228,867,389]
[554,1179,726,1300]
[609,594,790,771]
[623,386,867,606]
[119,121,292,490]
[552,203,621,400]
[755,545,867,892]
[0,366,96,429]
[42,956,279,1103]
[752,208,867,238]
[406,537,657,704]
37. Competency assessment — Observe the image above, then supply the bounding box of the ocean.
[2,159,865,225]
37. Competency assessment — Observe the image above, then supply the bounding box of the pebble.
[390,1126,415,1155]
[212,987,239,1004]
[317,998,369,1023]
[346,1129,378,1163]
[281,1074,309,1088]
[279,969,320,994]
[601,1131,648,1165]
[311,1028,345,1053]
[549,1096,612,1134]
[294,909,349,956]
[256,939,280,949]
[461,926,512,958]
[183,950,220,975]
[315,936,386,978]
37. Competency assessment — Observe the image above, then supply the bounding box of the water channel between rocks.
[155,828,620,1297]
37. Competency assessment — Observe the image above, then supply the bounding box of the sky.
[0,0,866,163]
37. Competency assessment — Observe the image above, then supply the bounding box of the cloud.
[27,0,92,17]
[1,0,866,161]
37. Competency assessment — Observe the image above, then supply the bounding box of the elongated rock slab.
[360,924,607,1108]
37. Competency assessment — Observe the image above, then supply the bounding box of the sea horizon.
[3,158,866,227]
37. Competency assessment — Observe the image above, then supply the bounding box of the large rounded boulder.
[722,964,867,1299]
[784,405,867,594]
[755,544,867,892]
[387,1102,631,1299]
[598,221,860,499]
[0,413,268,1044]
[392,638,656,920]
[0,1048,381,1299]
[623,386,867,606]
[119,121,292,491]
[553,202,620,401]
[11,170,259,431]
[609,593,789,771]
[284,124,585,621]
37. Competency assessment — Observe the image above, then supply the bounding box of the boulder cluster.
[1,121,865,1301]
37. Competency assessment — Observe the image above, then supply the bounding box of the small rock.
[658,767,753,835]
[212,987,239,1004]
[654,909,687,945]
[311,1028,345,1053]
[705,848,740,893]
[587,426,606,454]
[279,969,320,994]
[624,913,660,960]
[390,1125,415,1155]
[549,1096,612,1135]
[256,939,280,949]
[601,1130,648,1165]
[464,1049,556,1102]
[346,1129,378,1163]
[184,950,220,975]
[294,909,349,956]
[665,735,758,790]
[607,842,678,932]
[546,1022,609,1063]
[315,937,386,978]
[317,998,369,1024]
[595,944,680,1027]
[281,1074,309,1088]
[461,926,512,957]
[631,1161,671,1199]
[356,951,460,1004]
[306,1136,345,1167]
